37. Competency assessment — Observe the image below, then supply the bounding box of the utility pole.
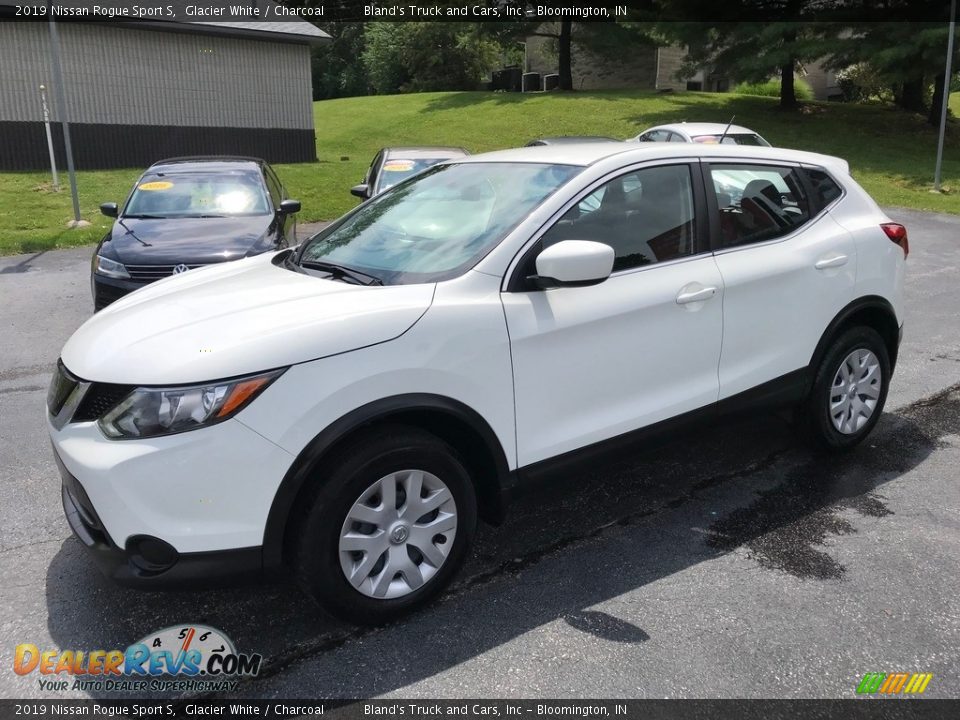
[934,0,956,192]
[47,17,83,225]
[39,84,60,192]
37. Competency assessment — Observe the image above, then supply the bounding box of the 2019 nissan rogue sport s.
[48,143,906,624]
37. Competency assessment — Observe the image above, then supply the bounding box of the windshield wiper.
[123,214,164,219]
[300,260,383,286]
[117,218,152,247]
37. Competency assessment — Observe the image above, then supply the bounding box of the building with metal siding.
[0,15,329,170]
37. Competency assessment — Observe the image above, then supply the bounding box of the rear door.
[502,161,725,467]
[704,161,857,399]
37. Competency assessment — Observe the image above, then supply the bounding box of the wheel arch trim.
[261,393,512,570]
[809,295,901,380]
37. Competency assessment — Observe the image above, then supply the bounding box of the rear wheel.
[293,426,477,624]
[803,326,890,450]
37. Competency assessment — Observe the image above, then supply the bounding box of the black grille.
[73,383,135,422]
[126,263,209,281]
[47,361,78,416]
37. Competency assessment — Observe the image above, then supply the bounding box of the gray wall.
[0,22,313,130]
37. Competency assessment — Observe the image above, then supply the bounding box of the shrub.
[733,78,814,101]
[835,63,891,103]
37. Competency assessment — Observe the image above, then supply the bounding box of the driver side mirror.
[278,199,301,215]
[350,184,370,199]
[100,202,118,218]
[529,240,615,289]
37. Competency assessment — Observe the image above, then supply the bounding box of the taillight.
[881,223,909,258]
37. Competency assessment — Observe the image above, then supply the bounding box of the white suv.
[48,144,907,623]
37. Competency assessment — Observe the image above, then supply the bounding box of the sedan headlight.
[98,369,285,439]
[94,255,130,279]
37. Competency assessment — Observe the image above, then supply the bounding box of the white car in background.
[49,143,906,624]
[628,122,771,146]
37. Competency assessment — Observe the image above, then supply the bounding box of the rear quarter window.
[805,168,843,208]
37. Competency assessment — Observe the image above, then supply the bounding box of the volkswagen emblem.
[172,264,190,275]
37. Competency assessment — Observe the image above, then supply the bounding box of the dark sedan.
[93,156,300,310]
[350,147,469,200]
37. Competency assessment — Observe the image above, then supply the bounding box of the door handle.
[676,286,717,305]
[815,254,848,270]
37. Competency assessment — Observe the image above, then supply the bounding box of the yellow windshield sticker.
[138,181,173,191]
[383,160,415,172]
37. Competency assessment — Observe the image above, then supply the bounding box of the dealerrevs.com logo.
[856,672,934,695]
[13,625,262,693]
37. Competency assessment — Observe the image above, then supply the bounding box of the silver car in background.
[628,122,771,146]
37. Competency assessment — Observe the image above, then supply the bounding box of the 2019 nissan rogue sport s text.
[48,144,907,624]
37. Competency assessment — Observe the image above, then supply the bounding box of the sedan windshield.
[692,133,770,147]
[124,172,271,218]
[299,162,581,285]
[376,157,453,193]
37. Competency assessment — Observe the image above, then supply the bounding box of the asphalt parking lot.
[0,209,958,700]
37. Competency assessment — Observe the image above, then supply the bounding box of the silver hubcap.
[339,469,457,599]
[830,348,882,434]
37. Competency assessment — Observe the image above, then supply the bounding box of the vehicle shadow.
[44,386,956,699]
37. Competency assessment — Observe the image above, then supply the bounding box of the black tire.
[292,425,477,625]
[803,326,891,451]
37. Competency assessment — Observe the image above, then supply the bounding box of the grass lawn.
[2,89,959,255]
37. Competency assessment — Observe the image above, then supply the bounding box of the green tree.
[311,22,369,100]
[816,21,959,124]
[654,16,832,109]
[362,22,501,94]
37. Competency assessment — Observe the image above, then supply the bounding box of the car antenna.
[118,217,152,247]
[718,115,735,144]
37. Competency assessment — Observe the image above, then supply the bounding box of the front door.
[501,162,724,467]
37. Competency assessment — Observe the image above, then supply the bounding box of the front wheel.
[803,326,891,450]
[293,426,477,624]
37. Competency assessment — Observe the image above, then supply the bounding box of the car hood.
[107,216,272,264]
[62,253,436,385]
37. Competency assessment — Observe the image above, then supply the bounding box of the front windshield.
[376,157,452,193]
[692,133,770,147]
[124,171,271,218]
[300,162,581,284]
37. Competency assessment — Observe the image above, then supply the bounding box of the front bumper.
[92,274,151,311]
[59,451,262,589]
[50,404,296,588]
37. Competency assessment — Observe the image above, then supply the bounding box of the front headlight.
[98,369,285,439]
[94,255,131,279]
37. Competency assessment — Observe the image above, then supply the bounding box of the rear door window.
[639,130,669,142]
[707,164,812,248]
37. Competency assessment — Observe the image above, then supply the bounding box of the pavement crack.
[0,364,52,382]
[0,537,67,555]
[0,384,45,395]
